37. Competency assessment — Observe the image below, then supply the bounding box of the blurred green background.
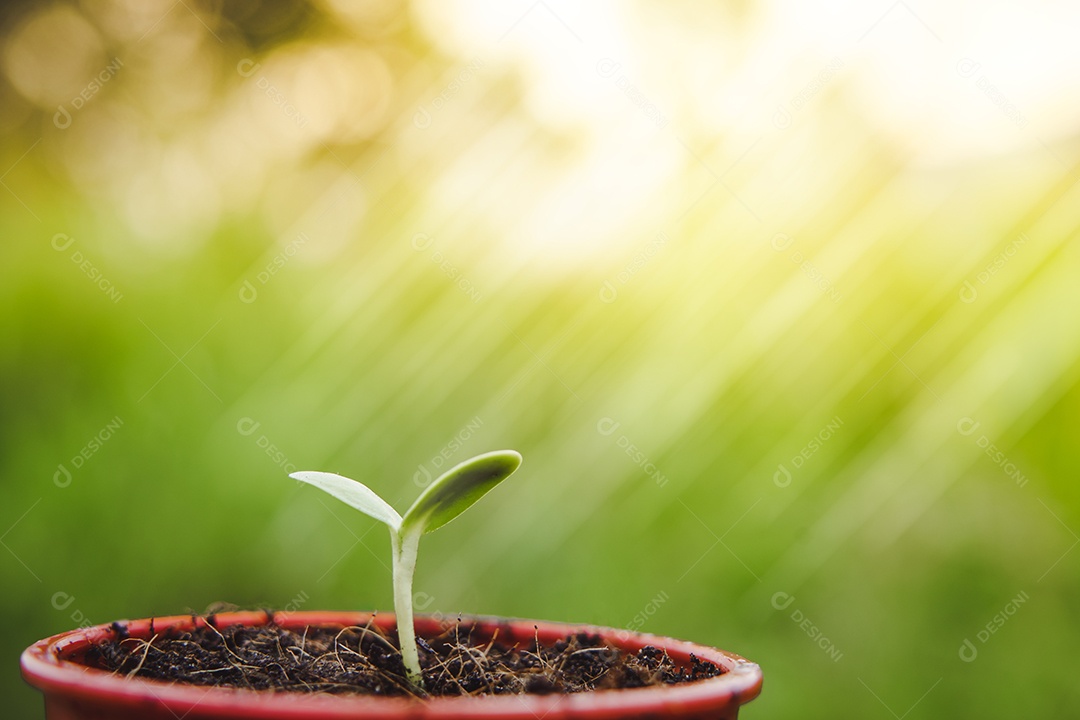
[3,1,1079,717]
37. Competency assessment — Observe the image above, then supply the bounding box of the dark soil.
[87,616,724,697]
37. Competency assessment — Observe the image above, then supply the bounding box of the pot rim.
[21,610,762,719]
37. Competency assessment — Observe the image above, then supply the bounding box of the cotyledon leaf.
[401,450,522,535]
[290,471,403,531]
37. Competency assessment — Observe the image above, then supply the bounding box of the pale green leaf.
[290,471,402,530]
[401,450,522,535]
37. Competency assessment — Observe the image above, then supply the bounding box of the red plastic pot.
[22,611,762,719]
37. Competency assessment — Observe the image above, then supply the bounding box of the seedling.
[289,450,522,690]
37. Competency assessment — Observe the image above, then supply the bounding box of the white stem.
[391,528,424,690]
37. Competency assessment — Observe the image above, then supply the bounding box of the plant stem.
[390,528,424,690]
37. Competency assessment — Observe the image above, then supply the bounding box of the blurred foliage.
[3,1,1080,718]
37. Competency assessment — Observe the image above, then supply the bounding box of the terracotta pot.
[22,611,762,719]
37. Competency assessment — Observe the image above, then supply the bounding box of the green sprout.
[289,450,522,690]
